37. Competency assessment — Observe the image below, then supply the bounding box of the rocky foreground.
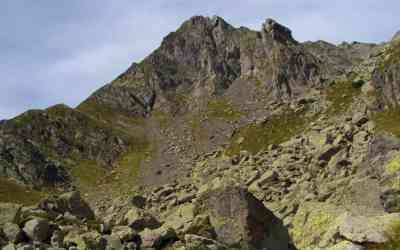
[1,15,400,250]
[0,187,293,250]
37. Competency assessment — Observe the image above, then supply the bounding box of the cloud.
[0,0,399,119]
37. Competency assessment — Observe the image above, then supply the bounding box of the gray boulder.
[123,208,160,231]
[338,214,388,244]
[2,243,17,250]
[184,215,216,240]
[194,186,292,250]
[22,218,51,242]
[139,227,177,249]
[110,226,138,242]
[104,235,122,250]
[184,234,227,250]
[50,230,64,248]
[3,223,25,243]
[56,192,95,220]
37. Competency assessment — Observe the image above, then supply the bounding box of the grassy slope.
[0,177,45,205]
[226,107,311,156]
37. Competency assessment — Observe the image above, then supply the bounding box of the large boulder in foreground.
[194,186,292,250]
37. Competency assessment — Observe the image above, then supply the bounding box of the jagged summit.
[262,18,297,44]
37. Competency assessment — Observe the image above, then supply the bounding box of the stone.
[153,187,175,201]
[245,170,260,186]
[3,223,25,243]
[56,192,95,220]
[0,204,22,226]
[328,241,365,250]
[23,218,52,243]
[139,227,177,249]
[177,192,196,204]
[64,231,106,250]
[124,242,138,250]
[123,208,161,231]
[194,186,291,249]
[291,202,344,249]
[338,214,388,244]
[111,226,137,242]
[257,170,279,187]
[318,145,341,162]
[352,113,369,127]
[184,234,226,250]
[163,204,195,233]
[104,235,122,250]
[16,244,35,250]
[2,243,17,250]
[185,215,216,240]
[380,188,400,213]
[262,18,296,44]
[50,230,64,248]
[129,195,146,209]
[19,206,57,224]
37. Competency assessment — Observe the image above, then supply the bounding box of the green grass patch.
[226,107,311,155]
[0,177,45,205]
[325,80,362,115]
[77,99,146,129]
[206,99,241,120]
[108,145,152,192]
[372,108,400,138]
[152,110,173,128]
[70,160,108,192]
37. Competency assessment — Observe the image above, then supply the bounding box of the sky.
[1,0,399,119]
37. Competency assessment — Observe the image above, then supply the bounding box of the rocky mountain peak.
[262,18,297,44]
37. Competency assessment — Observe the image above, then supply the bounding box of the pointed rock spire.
[262,18,297,44]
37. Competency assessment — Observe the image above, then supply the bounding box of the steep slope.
[75,16,329,188]
[0,104,145,193]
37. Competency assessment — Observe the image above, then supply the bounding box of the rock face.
[79,16,322,118]
[0,104,134,188]
[372,39,400,107]
[194,186,292,250]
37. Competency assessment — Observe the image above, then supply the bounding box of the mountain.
[1,16,400,249]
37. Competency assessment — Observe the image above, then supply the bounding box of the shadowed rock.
[194,186,293,250]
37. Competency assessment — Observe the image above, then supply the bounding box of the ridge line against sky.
[1,0,399,119]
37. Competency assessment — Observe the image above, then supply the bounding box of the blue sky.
[1,0,399,119]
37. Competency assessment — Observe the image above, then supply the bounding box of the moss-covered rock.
[385,153,400,174]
